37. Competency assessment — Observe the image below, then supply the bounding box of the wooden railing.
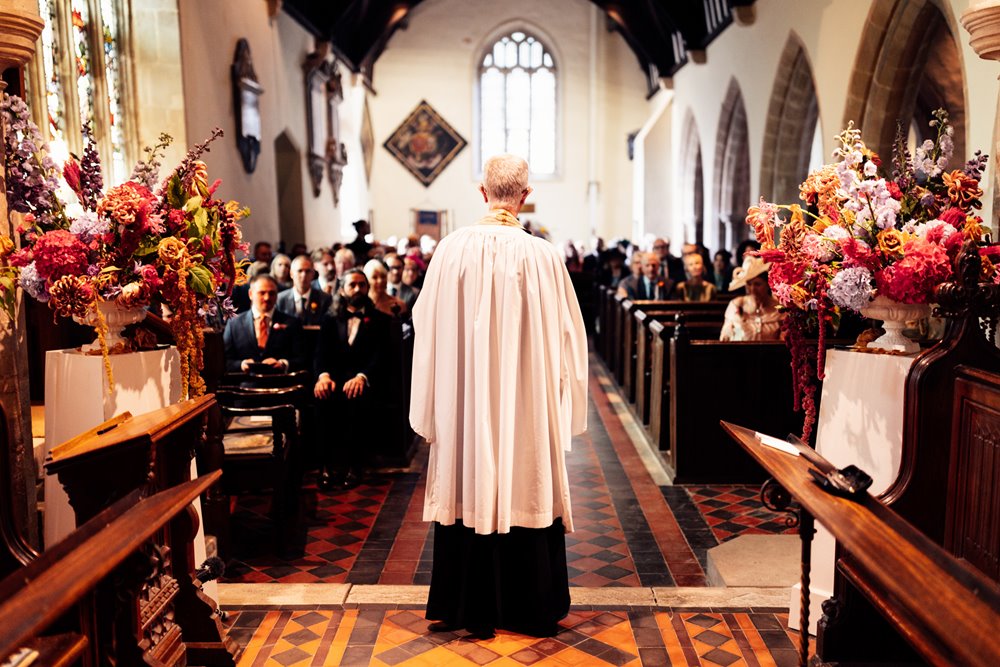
[722,422,1000,667]
[0,473,221,666]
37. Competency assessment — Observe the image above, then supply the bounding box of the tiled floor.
[220,354,810,665]
[228,607,806,666]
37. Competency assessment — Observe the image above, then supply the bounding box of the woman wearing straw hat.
[720,256,784,341]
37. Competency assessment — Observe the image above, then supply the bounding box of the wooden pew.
[667,335,806,484]
[45,397,239,665]
[615,299,729,388]
[632,309,725,412]
[0,474,222,666]
[722,422,1000,667]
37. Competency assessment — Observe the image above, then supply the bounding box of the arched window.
[29,0,134,184]
[479,30,557,175]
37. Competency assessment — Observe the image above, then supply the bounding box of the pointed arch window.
[28,0,134,184]
[479,30,557,175]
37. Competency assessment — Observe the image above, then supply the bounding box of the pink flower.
[31,230,90,280]
[875,238,953,303]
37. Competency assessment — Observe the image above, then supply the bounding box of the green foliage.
[187,264,214,296]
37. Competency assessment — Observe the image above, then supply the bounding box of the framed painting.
[384,100,466,186]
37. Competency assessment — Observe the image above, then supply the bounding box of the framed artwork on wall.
[231,39,263,173]
[384,100,466,187]
[410,208,449,241]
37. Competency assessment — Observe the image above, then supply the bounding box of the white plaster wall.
[177,3,361,250]
[640,0,999,254]
[368,0,648,244]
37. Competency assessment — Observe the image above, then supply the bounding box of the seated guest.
[310,248,338,294]
[276,255,333,325]
[313,269,391,490]
[384,252,420,310]
[653,237,686,284]
[271,253,293,291]
[720,257,783,341]
[672,253,717,301]
[597,248,626,288]
[364,259,408,319]
[628,249,644,279]
[223,274,303,372]
[617,252,673,300]
[253,240,274,265]
[334,247,356,280]
[402,256,423,291]
[713,249,734,292]
[289,242,308,259]
[230,260,270,313]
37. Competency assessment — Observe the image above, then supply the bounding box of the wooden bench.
[667,337,807,484]
[0,475,222,666]
[633,310,724,415]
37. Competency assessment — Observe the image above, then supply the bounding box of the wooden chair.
[216,383,305,556]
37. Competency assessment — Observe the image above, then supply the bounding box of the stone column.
[0,0,44,547]
[963,1,1000,234]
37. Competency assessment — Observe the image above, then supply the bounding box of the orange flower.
[943,169,983,208]
[877,228,909,259]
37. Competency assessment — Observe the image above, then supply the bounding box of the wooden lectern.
[45,395,239,666]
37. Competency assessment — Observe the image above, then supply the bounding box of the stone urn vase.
[860,295,931,354]
[73,300,148,354]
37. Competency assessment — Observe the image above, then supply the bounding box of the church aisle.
[219,356,809,664]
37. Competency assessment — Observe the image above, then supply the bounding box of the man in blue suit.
[276,255,333,326]
[223,274,303,373]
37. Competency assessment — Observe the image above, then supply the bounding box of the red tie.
[256,314,269,349]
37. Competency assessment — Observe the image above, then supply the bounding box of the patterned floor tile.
[234,608,810,666]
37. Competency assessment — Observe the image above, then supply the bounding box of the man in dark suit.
[616,252,674,300]
[223,274,303,373]
[384,253,419,311]
[653,237,686,284]
[313,268,392,489]
[276,255,333,326]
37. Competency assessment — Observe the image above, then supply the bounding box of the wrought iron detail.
[760,477,800,527]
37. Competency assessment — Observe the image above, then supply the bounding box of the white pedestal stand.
[787,349,915,633]
[43,347,214,599]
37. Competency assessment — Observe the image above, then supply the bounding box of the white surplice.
[410,220,589,535]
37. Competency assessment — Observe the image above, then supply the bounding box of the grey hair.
[482,154,529,206]
[363,259,387,279]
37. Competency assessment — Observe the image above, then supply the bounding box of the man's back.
[410,223,588,535]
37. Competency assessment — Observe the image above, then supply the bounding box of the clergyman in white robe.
[410,154,588,638]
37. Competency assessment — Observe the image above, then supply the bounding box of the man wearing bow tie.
[313,268,392,489]
[223,274,303,373]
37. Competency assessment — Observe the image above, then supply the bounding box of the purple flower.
[68,210,108,243]
[18,262,48,302]
[828,266,874,312]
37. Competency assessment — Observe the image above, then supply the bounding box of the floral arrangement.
[744,110,992,440]
[0,93,247,397]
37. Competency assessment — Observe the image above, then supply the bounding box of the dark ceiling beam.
[281,0,754,90]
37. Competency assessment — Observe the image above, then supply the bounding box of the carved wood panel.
[947,372,1000,582]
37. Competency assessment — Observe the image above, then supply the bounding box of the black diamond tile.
[592,549,623,563]
[594,564,631,580]
[702,647,741,666]
[283,627,320,646]
[290,611,327,627]
[261,565,299,579]
[271,647,310,665]
[687,613,721,629]
[694,629,730,647]
[318,548,354,562]
[328,534,362,546]
[589,535,620,548]
[337,521,368,532]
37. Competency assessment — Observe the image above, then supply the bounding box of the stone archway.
[844,0,966,162]
[714,79,751,253]
[274,131,307,249]
[760,34,819,207]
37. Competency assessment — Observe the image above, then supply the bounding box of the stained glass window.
[100,0,126,183]
[479,31,557,175]
[37,0,64,142]
[70,0,96,131]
